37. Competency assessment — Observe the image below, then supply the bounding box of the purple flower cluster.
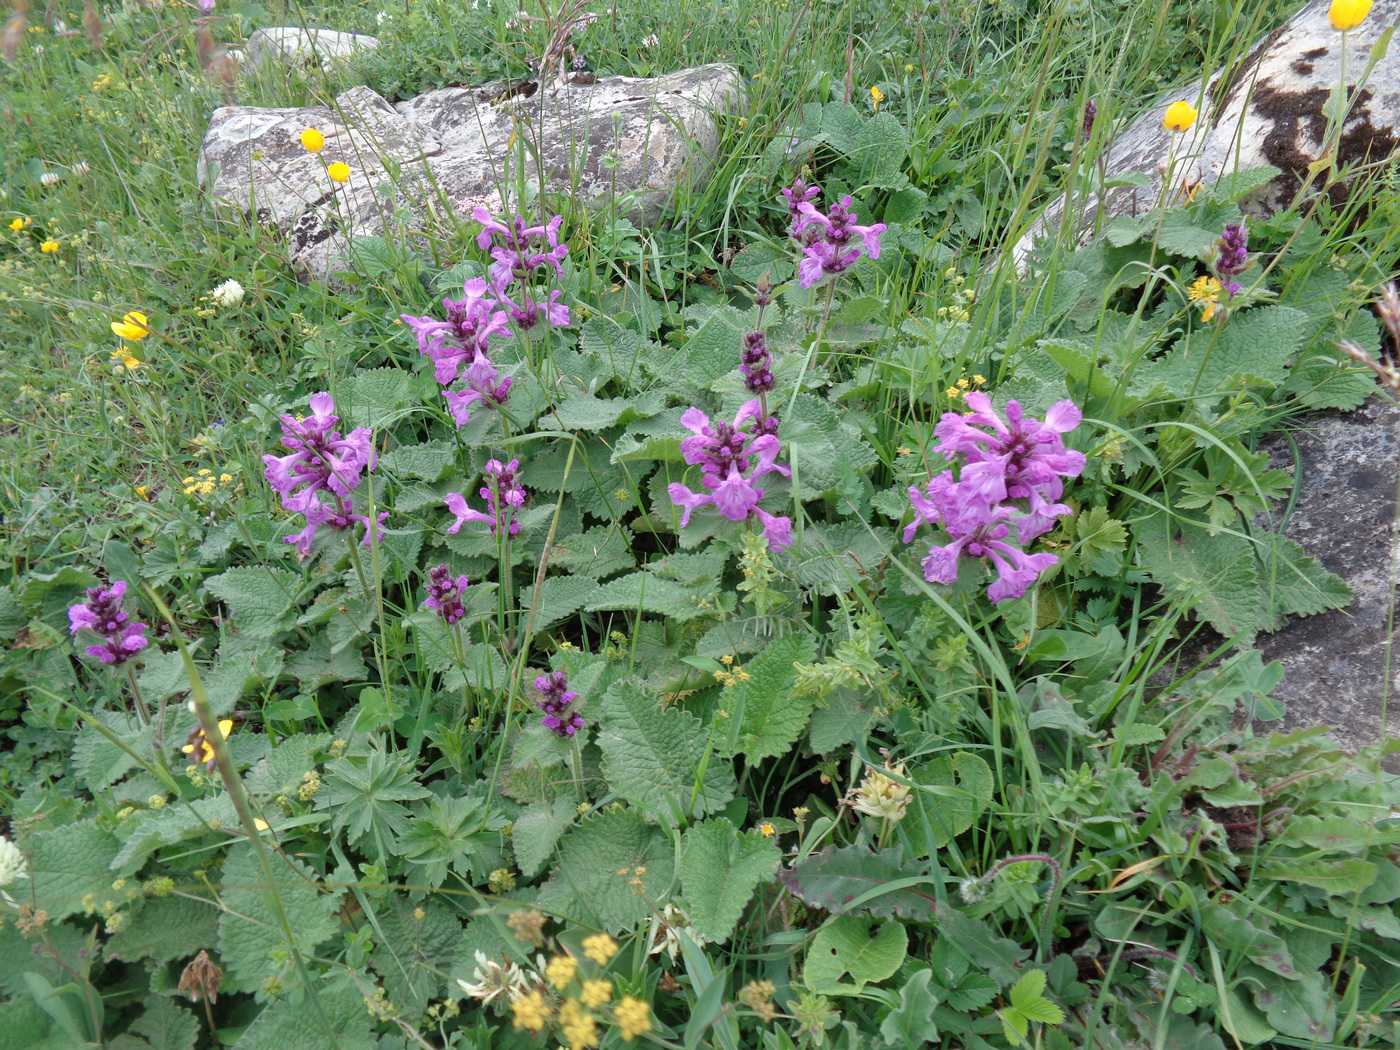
[1215,222,1248,283]
[785,180,886,289]
[904,395,1085,603]
[68,580,149,666]
[445,458,527,538]
[262,392,385,558]
[740,331,774,394]
[533,670,584,737]
[423,563,470,624]
[668,400,792,551]
[400,210,571,427]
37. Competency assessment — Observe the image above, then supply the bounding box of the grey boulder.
[245,27,380,69]
[198,64,745,278]
[1016,0,1400,263]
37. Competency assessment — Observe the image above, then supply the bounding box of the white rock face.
[198,64,745,279]
[1016,0,1400,263]
[245,27,380,69]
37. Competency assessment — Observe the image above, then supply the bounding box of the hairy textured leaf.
[27,819,122,920]
[1134,512,1262,641]
[520,574,601,631]
[230,980,373,1050]
[218,845,338,991]
[535,810,675,933]
[369,898,461,1021]
[550,525,635,579]
[805,915,908,993]
[1133,306,1308,400]
[906,752,994,856]
[105,895,221,964]
[127,995,199,1050]
[380,440,457,481]
[585,571,716,622]
[1258,534,1351,623]
[111,795,239,874]
[598,680,735,821]
[203,568,299,639]
[778,845,934,918]
[680,819,780,943]
[722,634,818,761]
[512,797,577,877]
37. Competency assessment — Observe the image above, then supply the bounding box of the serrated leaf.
[535,810,676,932]
[1134,306,1309,401]
[1259,534,1351,624]
[520,575,600,631]
[204,568,299,639]
[1134,512,1262,641]
[1117,723,1166,746]
[683,313,746,386]
[778,845,934,918]
[380,440,457,481]
[245,734,331,798]
[598,680,735,821]
[27,819,122,920]
[551,394,664,431]
[585,571,716,622]
[679,819,780,943]
[722,634,818,761]
[550,526,635,579]
[106,895,221,963]
[111,795,239,874]
[230,980,373,1050]
[369,898,461,1021]
[1210,165,1281,203]
[513,797,577,877]
[73,710,151,792]
[341,366,413,429]
[1156,210,1226,257]
[128,995,199,1050]
[218,844,339,991]
[804,914,907,993]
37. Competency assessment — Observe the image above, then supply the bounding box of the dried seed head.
[178,950,223,1004]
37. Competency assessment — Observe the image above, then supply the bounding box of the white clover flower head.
[210,278,245,309]
[0,836,27,903]
[40,171,62,188]
[647,903,707,961]
[72,161,91,177]
[958,876,986,904]
[850,761,911,823]
[643,33,660,48]
[457,950,530,1004]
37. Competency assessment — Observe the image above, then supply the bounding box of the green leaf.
[203,568,299,639]
[231,980,374,1050]
[935,907,1030,986]
[906,752,994,856]
[550,526,635,580]
[1200,901,1299,980]
[1258,858,1377,895]
[217,845,339,991]
[1134,306,1309,401]
[111,795,239,874]
[1210,165,1281,202]
[853,112,910,187]
[341,366,413,429]
[73,711,151,792]
[597,680,736,821]
[1258,534,1351,623]
[1156,210,1228,257]
[380,440,457,481]
[512,797,577,877]
[552,394,664,431]
[721,634,818,762]
[683,313,747,386]
[777,845,934,919]
[878,969,939,1046]
[127,996,198,1050]
[1251,970,1336,1041]
[535,810,676,933]
[804,915,908,994]
[1134,512,1262,641]
[519,575,601,631]
[1010,969,1064,1024]
[585,571,717,622]
[105,895,220,964]
[369,899,461,1021]
[679,818,780,943]
[27,819,122,920]
[245,733,331,798]
[314,745,431,845]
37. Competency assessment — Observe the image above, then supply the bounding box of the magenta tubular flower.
[68,580,149,665]
[400,277,511,387]
[788,191,886,289]
[262,392,383,557]
[933,394,1085,543]
[1215,223,1248,277]
[423,564,470,624]
[443,352,513,427]
[533,670,584,737]
[494,284,570,332]
[471,208,569,285]
[668,400,792,550]
[445,458,527,538]
[781,177,822,236]
[740,330,775,394]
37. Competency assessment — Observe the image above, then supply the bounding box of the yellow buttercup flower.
[869,85,885,111]
[581,933,618,965]
[758,822,777,837]
[111,310,150,341]
[1329,0,1372,29]
[8,216,29,232]
[1162,99,1197,133]
[299,127,326,152]
[326,161,350,184]
[615,996,651,1041]
[546,953,578,990]
[1187,274,1223,322]
[40,239,59,253]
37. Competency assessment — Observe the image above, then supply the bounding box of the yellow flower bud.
[1329,0,1372,29]
[1162,100,1197,133]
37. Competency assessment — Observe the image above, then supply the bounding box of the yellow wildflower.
[326,161,351,184]
[219,472,233,484]
[904,63,915,74]
[581,933,618,965]
[946,386,962,399]
[111,310,150,341]
[134,485,149,500]
[580,979,612,1008]
[972,374,987,385]
[182,719,235,768]
[8,217,29,232]
[546,953,578,990]
[253,818,270,832]
[869,85,885,111]
[299,127,326,152]
[1329,0,1372,29]
[91,73,113,92]
[509,989,551,1032]
[758,822,777,837]
[1162,100,1197,133]
[110,348,142,371]
[615,996,652,1041]
[1187,274,1223,322]
[559,998,599,1049]
[40,239,59,253]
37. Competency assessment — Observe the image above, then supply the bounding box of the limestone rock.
[197,64,745,279]
[245,27,380,69]
[1016,0,1400,262]
[1259,397,1400,755]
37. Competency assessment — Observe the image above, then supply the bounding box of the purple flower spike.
[424,564,470,624]
[904,395,1085,603]
[443,351,513,427]
[669,401,792,550]
[401,277,512,388]
[262,392,382,558]
[534,670,584,737]
[69,580,149,666]
[740,330,775,394]
[785,185,886,289]
[445,458,527,538]
[1215,222,1249,277]
[781,177,822,236]
[471,208,570,285]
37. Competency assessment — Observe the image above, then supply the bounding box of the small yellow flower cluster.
[615,996,652,1040]
[181,467,235,498]
[546,953,578,990]
[937,266,977,323]
[869,85,885,112]
[758,821,777,838]
[739,979,779,1022]
[579,978,612,1008]
[507,907,548,946]
[713,653,752,688]
[850,761,912,822]
[582,933,618,965]
[91,73,113,92]
[1187,274,1224,322]
[945,373,988,401]
[110,347,142,372]
[489,867,517,893]
[40,239,59,254]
